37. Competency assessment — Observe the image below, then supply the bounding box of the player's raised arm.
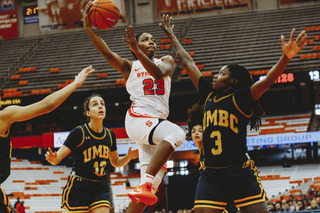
[123,25,174,80]
[250,28,307,100]
[83,1,131,80]
[0,66,94,128]
[160,14,202,90]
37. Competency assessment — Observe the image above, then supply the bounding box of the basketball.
[89,0,120,30]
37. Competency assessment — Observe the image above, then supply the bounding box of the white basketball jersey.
[126,58,171,119]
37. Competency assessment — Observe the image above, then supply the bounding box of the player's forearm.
[134,49,165,79]
[265,54,290,86]
[85,26,112,56]
[170,34,202,90]
[170,34,194,66]
[44,81,80,111]
[113,155,131,167]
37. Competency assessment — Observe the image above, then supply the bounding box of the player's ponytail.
[227,64,264,130]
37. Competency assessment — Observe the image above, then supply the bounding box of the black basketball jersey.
[64,123,117,181]
[0,131,11,184]
[199,148,205,170]
[198,77,253,167]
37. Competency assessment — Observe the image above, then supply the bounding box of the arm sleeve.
[63,127,83,151]
[234,87,254,116]
[109,130,117,152]
[198,76,214,104]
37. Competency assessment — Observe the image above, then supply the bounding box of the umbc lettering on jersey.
[83,145,110,163]
[203,109,238,134]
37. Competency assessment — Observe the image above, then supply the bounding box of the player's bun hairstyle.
[83,93,103,122]
[186,103,204,140]
[227,64,264,130]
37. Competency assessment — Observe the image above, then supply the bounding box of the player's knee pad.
[167,126,186,151]
[153,120,186,150]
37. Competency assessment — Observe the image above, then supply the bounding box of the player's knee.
[169,127,185,150]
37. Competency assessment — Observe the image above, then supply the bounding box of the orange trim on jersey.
[128,103,159,118]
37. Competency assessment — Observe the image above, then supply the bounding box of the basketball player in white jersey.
[83,3,185,212]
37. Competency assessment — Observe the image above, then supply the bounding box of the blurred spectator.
[308,200,319,210]
[268,201,275,212]
[14,197,20,209]
[274,201,283,212]
[16,201,25,213]
[283,200,293,212]
[295,199,306,211]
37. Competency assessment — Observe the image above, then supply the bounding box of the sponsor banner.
[0,0,18,39]
[157,0,251,17]
[37,0,126,31]
[53,131,70,148]
[247,131,320,147]
[54,130,320,154]
[23,5,39,24]
[280,0,319,5]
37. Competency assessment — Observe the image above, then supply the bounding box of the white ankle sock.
[141,173,155,185]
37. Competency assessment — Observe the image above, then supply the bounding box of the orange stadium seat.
[10,75,20,80]
[18,80,29,85]
[160,44,171,49]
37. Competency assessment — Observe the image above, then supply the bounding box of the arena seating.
[247,113,311,136]
[180,4,320,76]
[1,4,320,96]
[1,20,185,96]
[259,163,320,199]
[2,158,140,213]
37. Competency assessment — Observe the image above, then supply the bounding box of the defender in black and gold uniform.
[161,14,307,213]
[0,66,94,213]
[0,131,12,213]
[46,94,138,213]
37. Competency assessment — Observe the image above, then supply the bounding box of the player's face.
[138,33,157,58]
[86,96,106,120]
[212,65,234,93]
[191,124,203,149]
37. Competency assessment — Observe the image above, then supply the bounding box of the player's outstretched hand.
[159,14,175,38]
[73,66,95,88]
[127,147,139,160]
[45,147,58,165]
[83,1,92,28]
[123,25,140,53]
[281,28,307,59]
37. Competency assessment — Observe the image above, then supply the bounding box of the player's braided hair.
[227,64,264,130]
[186,102,204,140]
[83,93,103,122]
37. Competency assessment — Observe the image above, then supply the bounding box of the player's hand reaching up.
[281,28,307,59]
[160,14,175,38]
[83,1,92,28]
[127,147,139,160]
[123,25,140,54]
[45,147,59,165]
[73,66,95,88]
